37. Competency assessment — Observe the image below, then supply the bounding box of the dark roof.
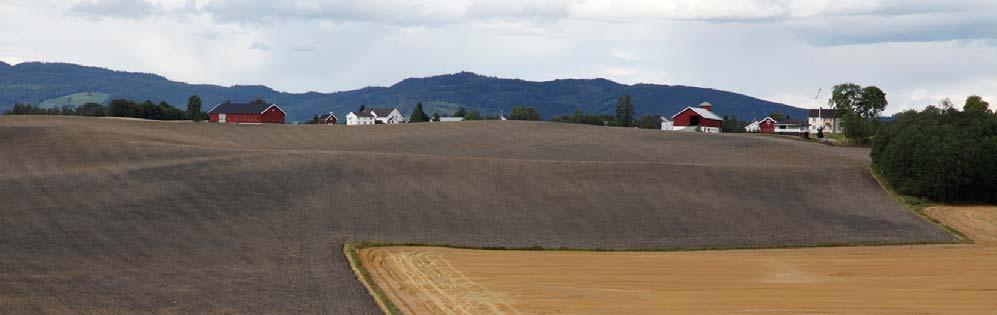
[354,108,397,117]
[209,102,274,114]
[318,113,337,121]
[808,108,838,118]
[776,119,807,125]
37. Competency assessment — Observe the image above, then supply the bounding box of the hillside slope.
[0,62,807,121]
[0,117,951,313]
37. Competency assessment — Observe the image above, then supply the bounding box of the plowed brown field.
[360,206,997,315]
[0,116,954,313]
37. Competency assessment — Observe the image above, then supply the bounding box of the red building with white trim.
[669,102,724,133]
[758,117,776,133]
[208,102,286,124]
[317,113,338,125]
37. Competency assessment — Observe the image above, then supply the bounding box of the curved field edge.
[344,242,401,315]
[868,167,973,243]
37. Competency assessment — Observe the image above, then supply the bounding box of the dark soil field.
[0,116,953,314]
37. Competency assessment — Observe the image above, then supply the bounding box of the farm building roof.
[808,108,838,118]
[353,108,398,117]
[671,106,724,121]
[318,113,337,120]
[776,119,807,125]
[209,102,280,115]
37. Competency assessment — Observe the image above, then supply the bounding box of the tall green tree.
[614,95,635,127]
[829,83,888,143]
[767,111,787,121]
[614,97,625,125]
[857,86,888,118]
[965,95,991,113]
[187,95,202,122]
[409,102,429,122]
[829,83,863,117]
[453,107,467,117]
[624,95,634,127]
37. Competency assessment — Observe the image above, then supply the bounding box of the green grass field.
[38,92,109,108]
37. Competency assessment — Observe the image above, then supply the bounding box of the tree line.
[3,95,208,121]
[872,96,995,204]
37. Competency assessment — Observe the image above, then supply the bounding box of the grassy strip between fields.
[867,167,972,243]
[343,242,401,315]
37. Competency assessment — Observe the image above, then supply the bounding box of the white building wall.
[661,121,673,131]
[346,113,375,125]
[700,126,721,133]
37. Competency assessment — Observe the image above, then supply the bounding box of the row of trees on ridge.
[3,95,208,121]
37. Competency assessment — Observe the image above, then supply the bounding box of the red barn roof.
[209,102,285,115]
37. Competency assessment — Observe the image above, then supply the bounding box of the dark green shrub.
[872,107,996,203]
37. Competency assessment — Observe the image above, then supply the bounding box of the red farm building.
[669,102,724,133]
[317,113,338,125]
[208,102,286,124]
[758,117,777,134]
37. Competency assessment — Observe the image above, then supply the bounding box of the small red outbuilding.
[758,117,777,134]
[208,102,286,124]
[317,113,338,125]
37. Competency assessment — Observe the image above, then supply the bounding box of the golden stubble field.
[360,206,997,315]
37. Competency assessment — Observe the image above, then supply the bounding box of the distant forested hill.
[0,61,806,122]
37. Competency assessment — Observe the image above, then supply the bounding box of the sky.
[2,0,996,114]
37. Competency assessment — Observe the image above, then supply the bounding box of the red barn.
[208,102,286,124]
[317,113,338,125]
[758,117,777,134]
[670,102,724,133]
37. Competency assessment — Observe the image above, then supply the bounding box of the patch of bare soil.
[361,206,997,315]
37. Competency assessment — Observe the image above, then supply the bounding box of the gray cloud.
[795,13,997,46]
[68,0,158,19]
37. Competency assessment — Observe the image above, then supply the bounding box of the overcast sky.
[2,0,996,113]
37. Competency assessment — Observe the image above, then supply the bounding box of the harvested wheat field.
[0,116,954,313]
[924,206,997,245]
[360,206,997,315]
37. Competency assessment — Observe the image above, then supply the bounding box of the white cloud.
[610,49,636,61]
[248,41,270,51]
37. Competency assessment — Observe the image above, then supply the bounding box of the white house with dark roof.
[807,108,841,133]
[346,108,405,125]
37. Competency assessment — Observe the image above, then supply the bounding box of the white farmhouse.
[744,120,761,132]
[346,108,405,125]
[807,108,841,133]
